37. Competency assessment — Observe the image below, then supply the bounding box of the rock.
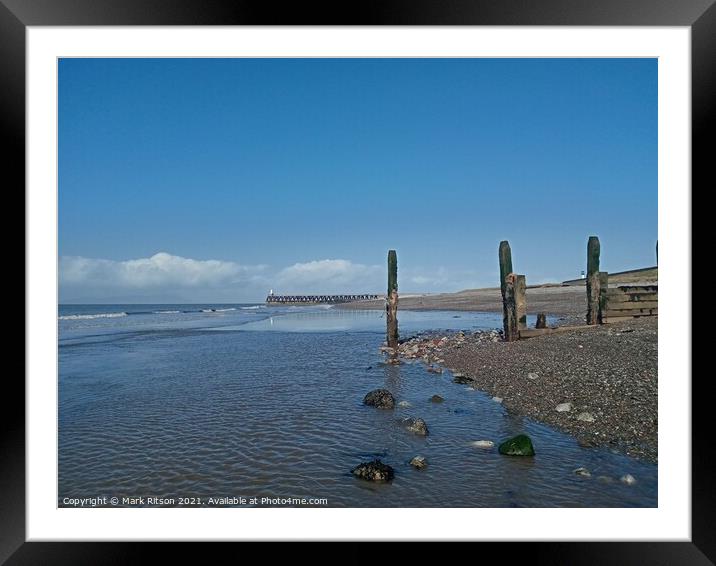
[620,474,637,485]
[430,394,444,403]
[492,397,503,403]
[402,417,429,436]
[527,372,539,380]
[556,402,573,413]
[427,366,443,374]
[574,467,591,477]
[498,434,535,456]
[471,440,494,449]
[409,455,427,469]
[363,389,395,409]
[397,400,411,408]
[577,412,595,422]
[453,374,471,384]
[351,459,394,482]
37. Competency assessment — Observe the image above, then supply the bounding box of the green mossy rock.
[498,434,535,456]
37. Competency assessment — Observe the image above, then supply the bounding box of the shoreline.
[364,284,657,464]
[389,317,657,463]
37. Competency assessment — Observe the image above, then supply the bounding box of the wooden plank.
[609,285,658,293]
[606,293,658,303]
[604,314,658,323]
[606,309,658,317]
[607,288,658,296]
[605,300,658,309]
[607,305,658,313]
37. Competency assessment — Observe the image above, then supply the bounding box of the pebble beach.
[343,284,658,463]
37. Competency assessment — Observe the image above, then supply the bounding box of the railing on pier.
[266,294,382,305]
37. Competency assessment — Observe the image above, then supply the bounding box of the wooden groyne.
[266,294,382,305]
[499,235,658,339]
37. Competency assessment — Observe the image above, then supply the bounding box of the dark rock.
[453,373,471,384]
[430,394,444,403]
[351,459,394,482]
[498,434,535,456]
[402,417,429,436]
[363,389,395,409]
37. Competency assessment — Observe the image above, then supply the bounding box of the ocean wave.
[59,312,128,320]
[214,308,237,312]
[154,310,181,314]
[240,305,265,310]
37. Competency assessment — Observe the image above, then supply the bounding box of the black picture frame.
[6,0,706,563]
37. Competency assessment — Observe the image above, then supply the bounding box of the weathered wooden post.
[503,273,519,341]
[499,241,513,298]
[386,249,399,348]
[499,241,518,340]
[514,274,527,330]
[598,271,609,324]
[586,236,601,325]
[535,313,547,329]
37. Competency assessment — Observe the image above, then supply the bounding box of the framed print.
[5,0,708,562]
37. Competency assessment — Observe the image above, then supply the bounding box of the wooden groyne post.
[386,249,399,348]
[503,273,519,341]
[499,241,513,299]
[586,236,609,324]
[499,241,519,341]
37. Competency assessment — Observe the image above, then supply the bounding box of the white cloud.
[59,253,385,302]
[276,259,382,294]
[60,252,265,288]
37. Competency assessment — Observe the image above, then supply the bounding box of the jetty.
[266,293,382,306]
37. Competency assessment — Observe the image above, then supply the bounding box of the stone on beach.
[351,459,395,482]
[402,417,429,436]
[363,389,396,409]
[498,434,535,456]
[527,372,539,380]
[556,402,573,413]
[577,412,595,422]
[409,455,428,469]
[492,397,503,403]
[453,374,471,384]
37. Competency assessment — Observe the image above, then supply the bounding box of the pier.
[266,294,382,305]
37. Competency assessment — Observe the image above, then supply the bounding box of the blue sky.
[59,58,657,303]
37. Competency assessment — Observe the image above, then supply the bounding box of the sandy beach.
[338,284,587,321]
[342,284,658,463]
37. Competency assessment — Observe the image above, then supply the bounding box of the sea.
[58,303,657,507]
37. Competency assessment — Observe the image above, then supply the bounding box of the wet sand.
[338,285,587,322]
